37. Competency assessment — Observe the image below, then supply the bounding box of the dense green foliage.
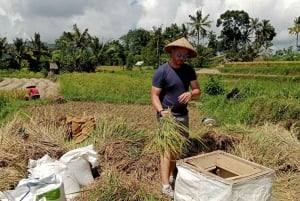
[216,10,276,61]
[0,94,8,120]
[203,76,225,95]
[0,34,50,72]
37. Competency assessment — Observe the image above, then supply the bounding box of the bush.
[0,95,7,108]
[0,94,8,120]
[203,76,225,96]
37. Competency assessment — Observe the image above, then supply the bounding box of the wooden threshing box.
[175,150,275,201]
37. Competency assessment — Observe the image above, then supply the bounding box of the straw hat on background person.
[26,82,37,89]
[164,37,197,58]
[26,85,36,89]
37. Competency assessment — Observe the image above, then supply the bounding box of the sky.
[0,0,299,50]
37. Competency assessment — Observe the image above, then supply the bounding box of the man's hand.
[160,109,171,117]
[178,92,192,104]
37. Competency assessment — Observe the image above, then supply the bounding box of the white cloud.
[0,0,298,49]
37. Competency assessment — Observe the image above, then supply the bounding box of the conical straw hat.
[164,37,197,58]
[26,84,36,88]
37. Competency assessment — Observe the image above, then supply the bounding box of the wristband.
[158,109,164,116]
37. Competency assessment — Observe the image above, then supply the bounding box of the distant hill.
[45,43,56,48]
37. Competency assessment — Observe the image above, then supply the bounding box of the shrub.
[0,95,7,108]
[203,76,225,96]
[0,94,8,120]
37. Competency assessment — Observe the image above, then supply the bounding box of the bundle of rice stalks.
[146,114,189,158]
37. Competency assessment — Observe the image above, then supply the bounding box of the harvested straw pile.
[0,115,67,191]
[0,101,299,200]
[230,123,300,200]
[233,123,300,172]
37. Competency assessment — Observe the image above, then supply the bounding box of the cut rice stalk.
[147,114,189,157]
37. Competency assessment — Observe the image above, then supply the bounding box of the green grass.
[198,76,300,126]
[0,69,44,78]
[56,70,300,128]
[1,66,299,129]
[0,90,52,126]
[221,61,300,76]
[58,71,152,104]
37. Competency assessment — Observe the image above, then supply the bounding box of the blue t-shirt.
[152,62,197,115]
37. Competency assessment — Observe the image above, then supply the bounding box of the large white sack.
[231,175,274,201]
[174,165,232,201]
[174,165,274,201]
[59,144,99,186]
[0,174,66,201]
[28,154,80,200]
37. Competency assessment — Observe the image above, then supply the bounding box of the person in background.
[151,37,201,198]
[26,85,40,100]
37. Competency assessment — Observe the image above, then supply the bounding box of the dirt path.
[0,78,59,98]
[196,68,221,75]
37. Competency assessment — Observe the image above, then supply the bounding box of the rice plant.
[146,112,189,158]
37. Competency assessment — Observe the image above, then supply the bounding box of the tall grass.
[199,76,300,126]
[0,89,49,125]
[0,69,44,78]
[221,61,300,76]
[58,72,152,104]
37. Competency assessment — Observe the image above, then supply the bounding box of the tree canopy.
[1,9,297,72]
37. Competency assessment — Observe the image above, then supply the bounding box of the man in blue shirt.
[151,37,201,198]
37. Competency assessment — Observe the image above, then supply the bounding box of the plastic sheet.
[0,174,66,201]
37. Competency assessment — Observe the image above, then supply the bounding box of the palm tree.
[72,24,91,50]
[250,18,260,39]
[288,16,300,50]
[0,37,10,69]
[26,33,50,72]
[13,38,26,69]
[72,24,94,71]
[152,25,164,67]
[180,23,190,39]
[0,37,8,58]
[188,9,212,45]
[90,36,105,66]
[256,20,276,49]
